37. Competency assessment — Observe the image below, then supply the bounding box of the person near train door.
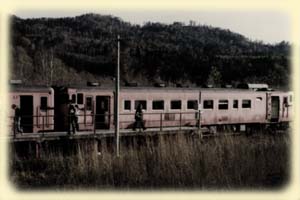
[68,101,77,135]
[74,104,81,131]
[133,103,146,131]
[11,104,23,134]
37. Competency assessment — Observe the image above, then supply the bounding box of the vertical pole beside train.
[198,92,202,138]
[115,35,120,157]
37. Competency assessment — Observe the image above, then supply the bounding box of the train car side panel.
[200,90,267,126]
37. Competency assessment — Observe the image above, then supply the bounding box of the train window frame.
[203,100,214,109]
[233,99,238,109]
[85,96,93,111]
[135,100,147,110]
[187,100,198,110]
[124,100,131,111]
[77,93,84,105]
[242,99,251,108]
[40,96,48,111]
[152,100,164,110]
[171,100,182,110]
[218,100,228,110]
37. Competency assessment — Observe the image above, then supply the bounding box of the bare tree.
[36,49,55,86]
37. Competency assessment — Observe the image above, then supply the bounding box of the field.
[10,132,290,190]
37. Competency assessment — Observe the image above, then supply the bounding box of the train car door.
[53,87,69,131]
[95,96,110,129]
[84,96,94,126]
[20,95,33,133]
[271,96,280,122]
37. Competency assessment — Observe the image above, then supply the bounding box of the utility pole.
[115,35,120,157]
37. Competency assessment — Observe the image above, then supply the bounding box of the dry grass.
[10,132,290,190]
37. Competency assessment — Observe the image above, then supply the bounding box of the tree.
[207,66,222,87]
[33,49,55,86]
[11,14,290,88]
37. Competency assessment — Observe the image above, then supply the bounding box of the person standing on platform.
[133,103,146,131]
[68,101,77,135]
[74,104,81,132]
[11,104,23,134]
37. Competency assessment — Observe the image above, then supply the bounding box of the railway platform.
[10,126,204,143]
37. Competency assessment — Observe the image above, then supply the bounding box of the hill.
[10,13,291,88]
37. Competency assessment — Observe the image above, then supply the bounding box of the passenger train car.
[9,84,293,133]
[9,85,55,133]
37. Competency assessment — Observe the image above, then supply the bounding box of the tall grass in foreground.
[10,133,289,190]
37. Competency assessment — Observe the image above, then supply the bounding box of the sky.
[14,10,290,44]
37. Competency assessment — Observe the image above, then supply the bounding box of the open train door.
[271,96,280,122]
[20,95,33,133]
[53,86,69,131]
[95,96,110,129]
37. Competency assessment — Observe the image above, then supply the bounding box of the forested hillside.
[10,13,291,88]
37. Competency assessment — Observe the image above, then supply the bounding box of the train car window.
[86,97,92,111]
[152,100,164,110]
[290,95,292,103]
[187,100,198,109]
[77,93,83,104]
[171,100,182,109]
[40,97,48,111]
[135,100,147,110]
[218,100,228,110]
[203,100,214,109]
[283,97,288,105]
[124,100,131,110]
[71,94,76,103]
[242,100,251,108]
[233,100,238,109]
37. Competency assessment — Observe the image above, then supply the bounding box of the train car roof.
[70,86,291,93]
[8,85,291,93]
[9,85,53,93]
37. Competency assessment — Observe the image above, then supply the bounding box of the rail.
[9,111,201,138]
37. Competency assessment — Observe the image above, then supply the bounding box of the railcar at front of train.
[9,85,55,134]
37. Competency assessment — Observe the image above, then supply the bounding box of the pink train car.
[9,84,292,133]
[120,88,200,128]
[9,85,55,133]
[200,89,292,126]
[54,86,201,131]
[55,85,292,131]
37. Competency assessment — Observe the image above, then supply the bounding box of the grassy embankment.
[10,132,289,190]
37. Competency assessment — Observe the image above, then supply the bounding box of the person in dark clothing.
[68,102,77,135]
[11,104,23,134]
[133,103,146,131]
[74,104,80,131]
